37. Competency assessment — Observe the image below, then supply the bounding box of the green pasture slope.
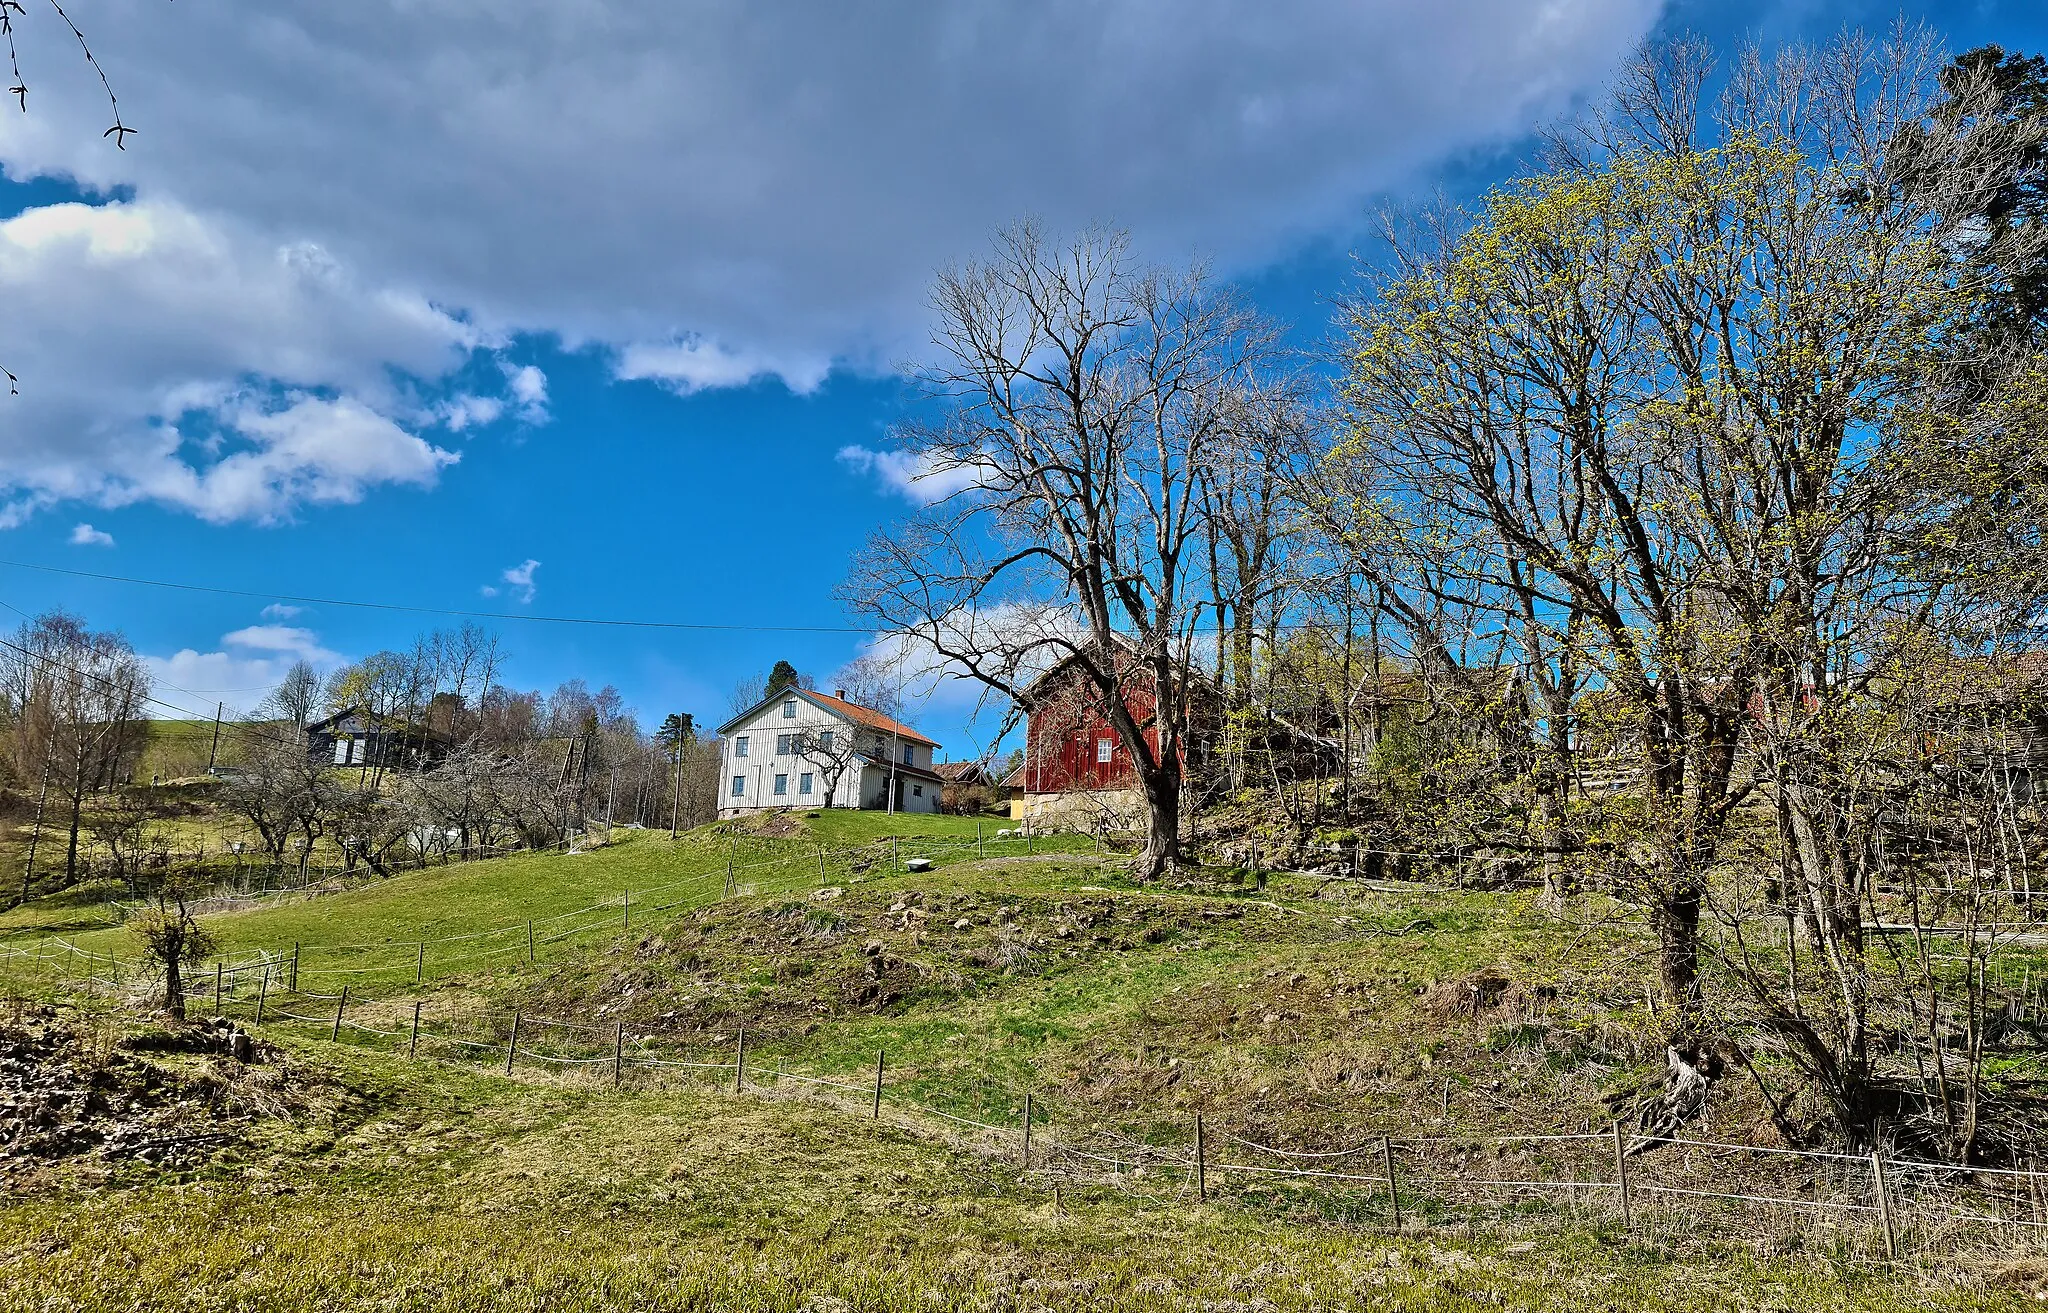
[2,811,2044,1309]
[0,812,1081,987]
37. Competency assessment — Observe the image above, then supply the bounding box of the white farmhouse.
[715,686,943,818]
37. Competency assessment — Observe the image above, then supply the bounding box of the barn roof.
[717,686,940,749]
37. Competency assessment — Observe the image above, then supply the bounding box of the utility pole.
[206,702,224,774]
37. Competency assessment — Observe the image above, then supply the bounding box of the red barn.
[1010,644,1217,825]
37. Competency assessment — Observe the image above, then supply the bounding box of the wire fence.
[10,825,2048,1260]
[11,940,2048,1263]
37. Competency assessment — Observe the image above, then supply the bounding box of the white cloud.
[260,603,303,620]
[143,620,345,711]
[615,338,830,397]
[142,395,459,525]
[504,363,549,423]
[483,558,540,604]
[837,445,997,504]
[0,199,471,523]
[858,602,1087,718]
[0,1,1660,523]
[434,393,504,432]
[68,522,114,546]
[221,624,342,665]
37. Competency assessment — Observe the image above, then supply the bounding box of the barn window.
[819,730,834,751]
[735,736,749,758]
[1096,738,1113,763]
[776,733,793,754]
[912,784,923,797]
[783,699,797,718]
[773,773,788,795]
[901,743,914,765]
[799,773,814,794]
[730,775,745,797]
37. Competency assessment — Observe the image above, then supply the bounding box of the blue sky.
[0,0,2041,762]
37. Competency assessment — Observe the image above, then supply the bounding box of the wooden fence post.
[290,943,300,992]
[416,941,425,985]
[1195,1114,1206,1200]
[214,962,223,1014]
[1872,1150,1898,1259]
[1022,1091,1034,1168]
[818,846,827,887]
[1382,1137,1401,1229]
[725,854,735,896]
[734,1028,747,1093]
[622,890,630,931]
[255,970,267,1024]
[614,1022,625,1088]
[331,985,350,1041]
[527,919,535,963]
[409,1001,422,1059]
[505,1012,522,1075]
[873,1049,885,1119]
[1612,1121,1632,1228]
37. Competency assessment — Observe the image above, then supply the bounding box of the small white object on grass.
[904,857,935,873]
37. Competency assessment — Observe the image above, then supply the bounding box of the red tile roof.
[802,689,939,748]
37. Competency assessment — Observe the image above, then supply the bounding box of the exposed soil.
[0,1005,305,1184]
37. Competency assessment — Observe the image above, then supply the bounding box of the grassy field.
[0,1018,2031,1313]
[3,812,2044,1309]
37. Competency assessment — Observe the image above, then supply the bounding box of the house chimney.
[835,688,847,700]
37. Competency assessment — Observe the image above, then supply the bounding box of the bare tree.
[264,660,322,730]
[129,870,216,1021]
[0,613,150,884]
[845,223,1275,878]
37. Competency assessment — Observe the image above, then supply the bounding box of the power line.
[0,595,280,721]
[0,559,868,634]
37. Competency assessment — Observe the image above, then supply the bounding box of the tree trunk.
[164,949,185,1021]
[1650,863,1704,1029]
[62,765,86,883]
[1137,759,1182,881]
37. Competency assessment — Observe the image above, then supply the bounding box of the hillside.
[0,815,2041,1310]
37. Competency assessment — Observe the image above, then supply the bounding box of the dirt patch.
[723,812,810,840]
[0,1006,305,1184]
[1422,970,1556,1025]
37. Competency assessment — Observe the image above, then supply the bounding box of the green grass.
[136,718,233,782]
[8,809,2047,1309]
[0,815,1089,987]
[0,1023,2026,1312]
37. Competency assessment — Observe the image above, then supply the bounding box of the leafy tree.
[655,713,695,759]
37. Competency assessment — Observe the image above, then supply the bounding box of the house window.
[901,743,913,765]
[912,784,923,798]
[783,699,797,718]
[333,738,349,765]
[730,775,745,797]
[777,733,793,755]
[773,773,788,796]
[1096,737,1113,763]
[735,736,749,758]
[799,773,814,795]
[819,730,833,751]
